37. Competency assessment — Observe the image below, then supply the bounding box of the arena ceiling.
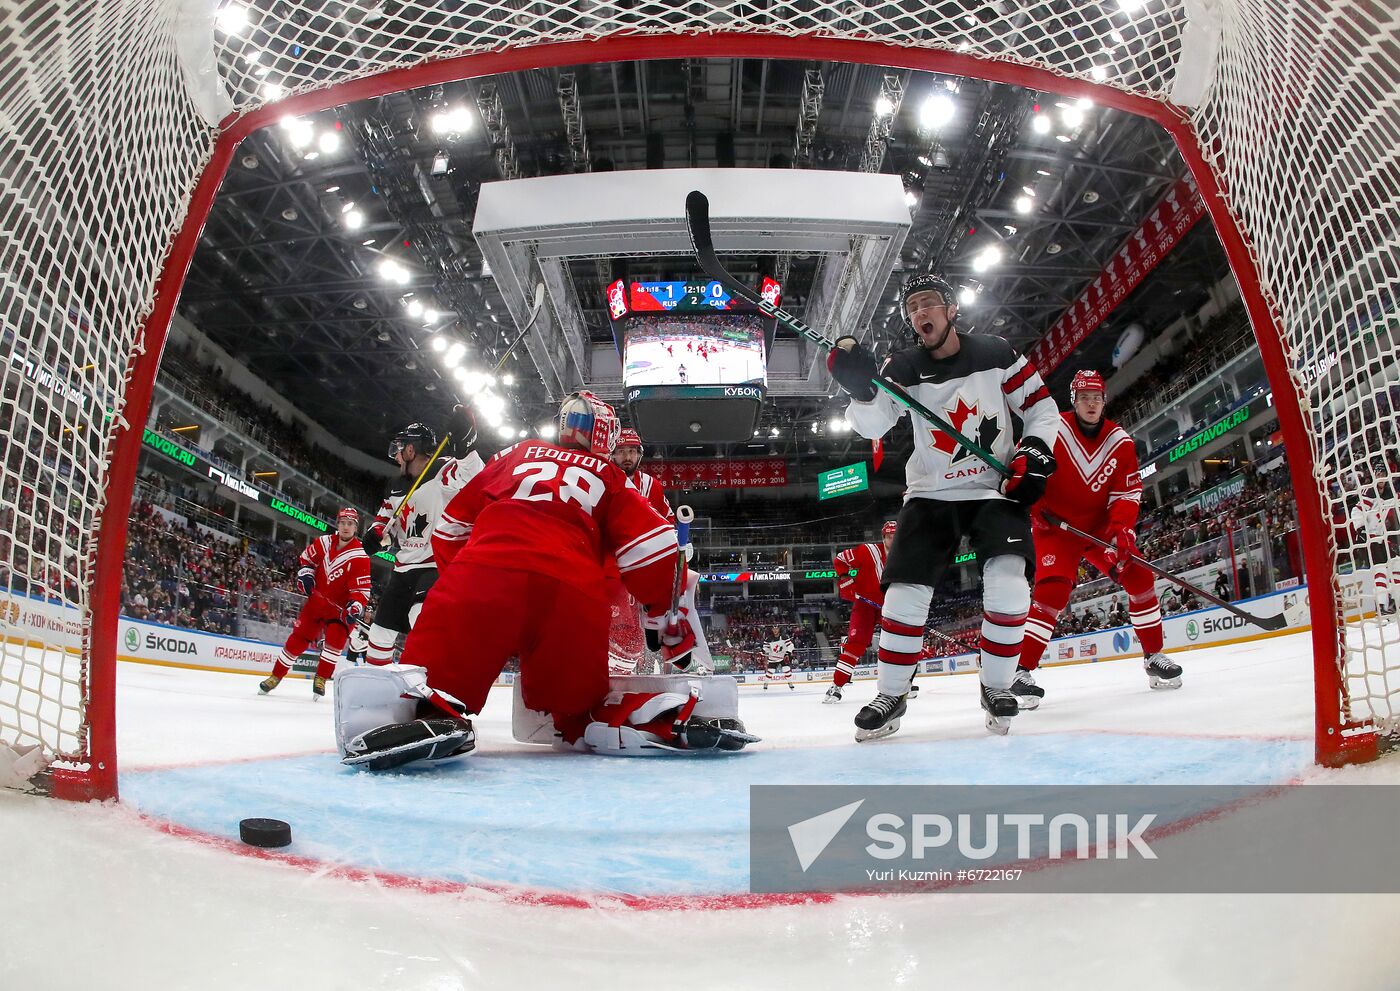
[176,56,1231,465]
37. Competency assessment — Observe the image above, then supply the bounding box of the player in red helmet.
[824,520,898,703]
[1015,369,1182,705]
[609,425,715,675]
[260,507,371,699]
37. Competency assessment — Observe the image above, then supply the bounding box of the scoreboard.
[607,277,782,316]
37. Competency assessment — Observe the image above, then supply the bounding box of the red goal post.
[1,1,1394,800]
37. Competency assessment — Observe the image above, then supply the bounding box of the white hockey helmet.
[558,391,620,456]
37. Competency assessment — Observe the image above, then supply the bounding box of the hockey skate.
[312,674,328,700]
[823,684,843,704]
[854,692,907,742]
[1010,667,1044,710]
[257,673,283,695]
[1144,653,1183,689]
[980,684,1019,736]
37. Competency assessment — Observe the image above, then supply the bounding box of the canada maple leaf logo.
[930,397,999,465]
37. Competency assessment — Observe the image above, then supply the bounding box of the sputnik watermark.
[863,812,1157,861]
[750,785,1400,894]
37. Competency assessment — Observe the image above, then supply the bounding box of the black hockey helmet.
[899,273,959,326]
[387,422,438,461]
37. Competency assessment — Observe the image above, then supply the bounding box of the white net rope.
[0,0,1396,777]
[0,0,214,768]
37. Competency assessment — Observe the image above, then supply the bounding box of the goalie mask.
[559,391,620,456]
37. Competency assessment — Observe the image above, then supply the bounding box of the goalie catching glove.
[825,336,879,402]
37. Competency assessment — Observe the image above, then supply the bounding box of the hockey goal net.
[1,0,1396,798]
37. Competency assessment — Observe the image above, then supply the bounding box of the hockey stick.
[685,189,1286,634]
[669,504,695,616]
[1040,514,1287,631]
[491,282,547,376]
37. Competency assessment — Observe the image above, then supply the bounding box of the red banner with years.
[1027,175,1206,375]
[648,458,788,489]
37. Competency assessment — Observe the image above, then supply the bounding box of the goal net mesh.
[0,0,1396,788]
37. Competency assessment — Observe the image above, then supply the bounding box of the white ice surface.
[5,630,1400,990]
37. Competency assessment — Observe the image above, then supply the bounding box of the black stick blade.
[685,190,713,253]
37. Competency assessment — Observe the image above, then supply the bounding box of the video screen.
[621,313,767,388]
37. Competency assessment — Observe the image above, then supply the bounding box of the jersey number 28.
[510,461,605,513]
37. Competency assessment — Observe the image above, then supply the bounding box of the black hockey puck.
[239,817,292,848]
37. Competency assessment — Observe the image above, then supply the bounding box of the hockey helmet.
[1070,369,1107,404]
[615,428,643,452]
[388,422,438,461]
[899,273,958,326]
[882,520,897,539]
[558,391,620,456]
[337,507,359,525]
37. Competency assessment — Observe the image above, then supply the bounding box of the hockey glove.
[343,600,365,625]
[1102,524,1138,577]
[643,604,696,670]
[295,567,316,597]
[360,528,383,557]
[450,404,478,454]
[1000,437,1056,506]
[825,336,879,402]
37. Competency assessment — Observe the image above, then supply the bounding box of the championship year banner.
[650,457,787,489]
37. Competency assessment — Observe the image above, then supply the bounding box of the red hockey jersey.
[628,468,674,522]
[1034,412,1142,536]
[833,541,887,606]
[298,535,372,609]
[433,442,680,610]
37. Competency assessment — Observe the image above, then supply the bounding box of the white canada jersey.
[845,334,1060,502]
[372,453,484,572]
[1351,496,1397,540]
[764,638,795,664]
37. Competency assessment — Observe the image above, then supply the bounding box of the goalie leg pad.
[333,663,464,757]
[342,718,475,771]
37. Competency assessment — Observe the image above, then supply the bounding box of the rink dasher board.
[0,593,529,685]
[730,583,1323,685]
[0,578,1370,686]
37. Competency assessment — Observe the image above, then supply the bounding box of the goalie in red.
[823,520,896,703]
[1014,370,1183,706]
[259,508,372,699]
[334,393,756,769]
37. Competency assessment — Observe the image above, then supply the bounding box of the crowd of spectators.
[157,342,385,509]
[711,601,824,671]
[1107,300,1253,430]
[119,491,303,636]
